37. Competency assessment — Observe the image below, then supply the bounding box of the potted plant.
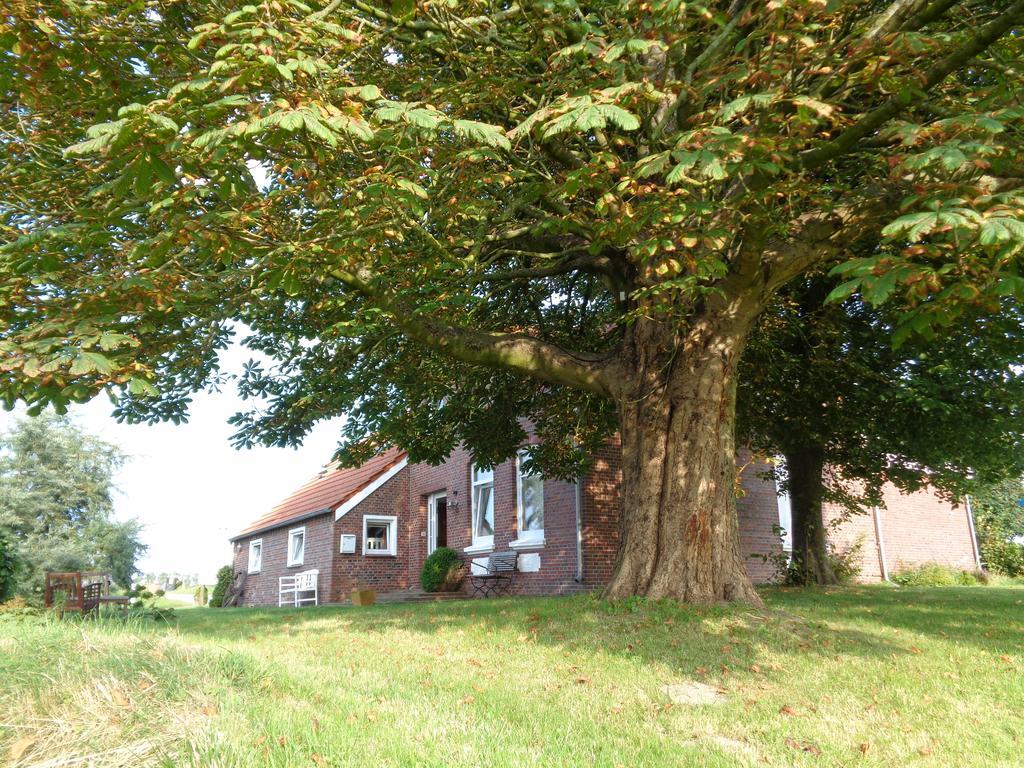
[350,582,376,606]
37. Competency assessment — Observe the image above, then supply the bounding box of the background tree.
[971,477,1024,575]
[2,1,1024,602]
[0,414,146,595]
[740,280,1024,584]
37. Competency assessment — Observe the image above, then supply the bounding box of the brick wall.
[231,511,335,607]
[331,467,411,600]
[826,484,979,581]
[736,459,786,583]
[407,444,587,596]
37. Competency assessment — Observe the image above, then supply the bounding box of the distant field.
[1,585,1022,767]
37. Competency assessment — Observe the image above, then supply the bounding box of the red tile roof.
[232,447,407,539]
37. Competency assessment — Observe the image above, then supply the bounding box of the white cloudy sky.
[0,343,345,583]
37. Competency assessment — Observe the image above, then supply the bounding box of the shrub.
[209,565,233,607]
[891,562,986,587]
[0,596,42,620]
[0,531,19,602]
[420,547,463,593]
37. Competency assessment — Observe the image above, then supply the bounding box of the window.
[471,465,495,549]
[515,451,544,544]
[363,515,398,556]
[247,539,263,574]
[287,527,305,567]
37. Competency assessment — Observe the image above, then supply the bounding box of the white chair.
[279,569,319,607]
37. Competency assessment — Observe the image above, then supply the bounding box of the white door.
[427,492,445,555]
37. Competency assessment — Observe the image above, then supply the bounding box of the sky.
[0,343,345,584]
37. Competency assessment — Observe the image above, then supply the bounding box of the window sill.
[363,551,397,557]
[286,563,305,569]
[463,543,494,555]
[247,570,261,575]
[509,537,545,550]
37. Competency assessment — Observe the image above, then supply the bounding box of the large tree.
[740,280,1024,584]
[0,414,146,593]
[2,1,1024,602]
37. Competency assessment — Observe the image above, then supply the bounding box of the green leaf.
[69,351,115,376]
[451,120,511,151]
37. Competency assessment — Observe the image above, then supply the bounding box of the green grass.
[1,585,1022,767]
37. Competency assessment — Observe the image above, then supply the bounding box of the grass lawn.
[1,585,1022,767]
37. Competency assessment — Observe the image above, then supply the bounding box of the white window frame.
[363,514,398,556]
[468,464,495,551]
[247,539,263,574]
[287,527,306,567]
[512,451,545,549]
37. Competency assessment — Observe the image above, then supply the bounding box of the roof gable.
[232,447,407,539]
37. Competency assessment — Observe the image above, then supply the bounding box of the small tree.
[209,566,233,608]
[972,478,1024,576]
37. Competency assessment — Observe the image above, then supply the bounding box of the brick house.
[229,442,982,606]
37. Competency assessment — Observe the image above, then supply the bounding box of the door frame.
[427,491,446,555]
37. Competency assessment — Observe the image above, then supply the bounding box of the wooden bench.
[469,551,518,598]
[44,572,128,616]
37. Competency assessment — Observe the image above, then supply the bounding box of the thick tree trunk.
[604,308,763,606]
[784,443,838,586]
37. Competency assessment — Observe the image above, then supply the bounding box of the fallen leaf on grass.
[576,676,592,685]
[779,705,799,717]
[859,742,870,755]
[9,737,35,761]
[785,737,821,756]
[311,754,328,767]
[202,704,219,716]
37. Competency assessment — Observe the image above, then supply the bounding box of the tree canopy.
[2,0,1023,601]
[0,413,145,593]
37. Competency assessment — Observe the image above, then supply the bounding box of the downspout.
[965,494,983,570]
[872,505,890,582]
[574,476,584,583]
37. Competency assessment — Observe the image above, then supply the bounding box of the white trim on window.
[470,464,495,550]
[247,539,263,574]
[363,514,398,556]
[512,450,545,548]
[335,457,409,520]
[287,527,306,567]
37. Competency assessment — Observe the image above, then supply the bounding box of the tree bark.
[603,302,764,606]
[784,443,838,586]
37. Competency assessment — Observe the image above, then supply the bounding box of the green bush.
[0,531,19,602]
[891,562,986,587]
[420,547,463,593]
[209,565,233,607]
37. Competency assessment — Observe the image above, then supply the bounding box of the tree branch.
[799,0,1024,171]
[761,193,901,289]
[328,267,616,397]
[864,0,934,42]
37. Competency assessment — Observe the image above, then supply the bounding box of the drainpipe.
[872,505,890,582]
[574,477,584,583]
[965,494,983,570]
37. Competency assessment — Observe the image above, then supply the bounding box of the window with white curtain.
[287,527,305,567]
[516,451,544,543]
[471,465,494,548]
[248,539,263,573]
